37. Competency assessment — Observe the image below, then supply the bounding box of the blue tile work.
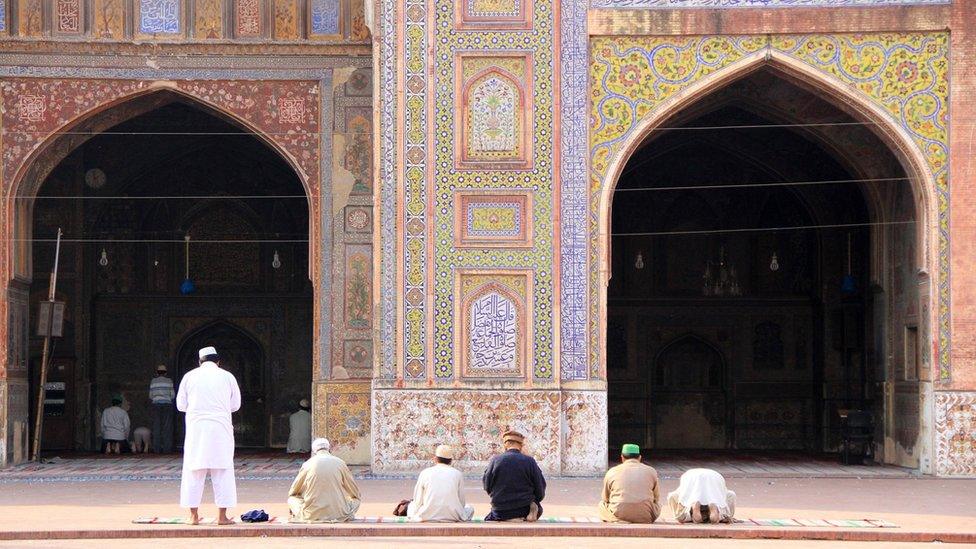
[311,0,340,35]
[139,0,180,34]
[590,0,949,7]
[0,0,7,32]
[559,0,590,381]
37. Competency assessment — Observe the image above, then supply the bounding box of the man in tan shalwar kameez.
[287,438,361,523]
[598,444,661,523]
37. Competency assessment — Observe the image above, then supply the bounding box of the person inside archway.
[149,364,175,454]
[667,468,736,524]
[100,395,130,455]
[286,399,312,454]
[598,443,661,523]
[177,346,242,525]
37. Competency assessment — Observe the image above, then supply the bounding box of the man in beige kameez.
[287,438,361,523]
[598,444,661,523]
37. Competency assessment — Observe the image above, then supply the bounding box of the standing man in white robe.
[176,346,241,525]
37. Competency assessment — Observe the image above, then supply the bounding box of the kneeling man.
[287,438,361,523]
[598,444,660,523]
[668,468,736,524]
[482,430,546,522]
[406,444,474,522]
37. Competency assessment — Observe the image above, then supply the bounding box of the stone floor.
[0,451,914,482]
[0,467,972,544]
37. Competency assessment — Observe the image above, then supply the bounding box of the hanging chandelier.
[702,245,741,297]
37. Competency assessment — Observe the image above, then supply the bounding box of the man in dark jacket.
[482,430,546,521]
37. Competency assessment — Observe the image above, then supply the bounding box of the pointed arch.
[6,84,314,280]
[596,50,941,382]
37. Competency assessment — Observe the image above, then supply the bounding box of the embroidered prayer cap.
[621,443,641,456]
[502,430,525,445]
[156,364,167,373]
[435,444,455,460]
[312,438,331,452]
[198,346,218,360]
[299,399,310,408]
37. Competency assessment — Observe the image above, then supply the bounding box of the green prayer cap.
[621,443,640,456]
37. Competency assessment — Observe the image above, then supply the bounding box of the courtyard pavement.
[0,455,973,545]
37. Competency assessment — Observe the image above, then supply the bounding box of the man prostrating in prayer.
[176,346,242,525]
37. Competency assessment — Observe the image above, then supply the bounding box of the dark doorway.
[607,70,920,463]
[28,92,313,452]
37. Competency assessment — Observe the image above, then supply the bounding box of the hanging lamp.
[840,232,857,294]
[180,235,196,295]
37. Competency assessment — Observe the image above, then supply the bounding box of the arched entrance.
[176,322,266,448]
[603,65,933,468]
[17,90,313,453]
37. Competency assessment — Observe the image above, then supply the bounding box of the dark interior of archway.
[607,70,922,462]
[29,97,312,451]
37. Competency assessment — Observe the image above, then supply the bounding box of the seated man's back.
[483,431,546,521]
[288,439,361,523]
[599,446,660,523]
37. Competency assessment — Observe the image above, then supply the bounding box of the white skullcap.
[198,346,217,360]
[300,399,310,408]
[312,438,330,452]
[435,444,455,460]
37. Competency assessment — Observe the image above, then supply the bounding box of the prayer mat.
[134,516,897,528]
[132,517,282,525]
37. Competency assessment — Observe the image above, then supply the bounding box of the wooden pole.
[31,228,62,462]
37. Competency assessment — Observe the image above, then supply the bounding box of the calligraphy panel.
[139,0,181,34]
[457,271,531,379]
[309,0,339,36]
[55,0,83,34]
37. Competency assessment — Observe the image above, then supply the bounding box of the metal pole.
[31,228,61,462]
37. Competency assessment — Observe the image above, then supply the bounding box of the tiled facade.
[2,0,976,477]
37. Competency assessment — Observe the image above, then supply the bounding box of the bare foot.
[189,509,201,526]
[708,504,720,524]
[217,509,234,525]
[691,503,703,524]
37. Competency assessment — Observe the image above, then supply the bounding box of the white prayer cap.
[312,438,330,452]
[198,346,218,360]
[434,444,454,460]
[300,399,310,408]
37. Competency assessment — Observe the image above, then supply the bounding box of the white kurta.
[176,362,241,470]
[667,468,736,523]
[286,409,312,453]
[100,406,130,441]
[406,463,475,522]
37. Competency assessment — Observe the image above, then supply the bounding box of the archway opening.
[25,93,313,453]
[607,69,924,467]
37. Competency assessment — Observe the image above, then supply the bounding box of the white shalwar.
[176,361,242,509]
[667,468,736,523]
[406,463,475,522]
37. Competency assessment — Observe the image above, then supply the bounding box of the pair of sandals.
[691,502,722,524]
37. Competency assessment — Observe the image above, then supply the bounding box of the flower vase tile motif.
[309,0,340,36]
[458,54,533,170]
[139,0,181,35]
[588,0,950,7]
[459,0,531,29]
[194,0,224,38]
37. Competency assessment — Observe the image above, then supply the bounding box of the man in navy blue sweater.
[482,430,547,522]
